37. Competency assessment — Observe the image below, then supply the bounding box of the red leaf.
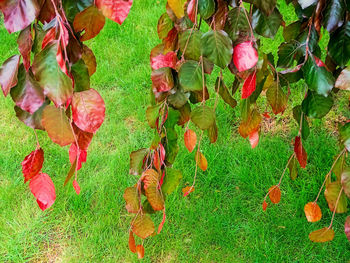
[151,51,178,70]
[153,151,160,171]
[158,209,166,234]
[159,143,165,165]
[345,216,350,242]
[263,112,271,118]
[96,0,133,25]
[233,41,258,72]
[73,123,94,150]
[268,185,281,204]
[128,231,136,253]
[72,179,81,195]
[69,143,87,171]
[159,170,165,188]
[294,136,307,168]
[17,26,33,71]
[314,56,326,67]
[42,27,57,49]
[184,129,197,153]
[242,71,256,99]
[136,244,145,259]
[0,0,39,33]
[72,89,106,133]
[0,55,20,96]
[56,46,68,75]
[187,0,196,23]
[22,148,44,183]
[29,173,56,211]
[262,200,268,211]
[249,130,259,149]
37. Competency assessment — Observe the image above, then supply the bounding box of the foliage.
[0,0,133,211]
[0,0,350,260]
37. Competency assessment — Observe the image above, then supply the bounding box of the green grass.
[0,1,350,262]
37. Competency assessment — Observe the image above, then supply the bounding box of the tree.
[0,0,349,259]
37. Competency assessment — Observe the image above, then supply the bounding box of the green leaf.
[324,182,348,213]
[238,109,261,138]
[164,128,179,164]
[341,168,350,198]
[179,30,203,61]
[162,168,182,195]
[201,30,233,69]
[224,7,250,42]
[179,61,204,92]
[168,88,190,109]
[277,41,299,68]
[198,0,216,19]
[215,77,237,108]
[283,21,302,42]
[333,154,346,181]
[292,105,310,140]
[131,214,155,239]
[157,12,174,39]
[245,0,277,16]
[296,25,319,55]
[266,82,288,115]
[339,122,350,151]
[240,98,251,122]
[323,0,345,33]
[190,105,215,130]
[146,104,161,128]
[328,22,350,67]
[302,91,333,119]
[288,155,298,180]
[251,7,283,39]
[41,105,75,146]
[71,59,90,92]
[207,121,218,143]
[302,57,334,96]
[32,42,73,107]
[62,0,93,22]
[129,148,149,175]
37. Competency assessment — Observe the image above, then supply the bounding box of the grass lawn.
[0,0,350,262]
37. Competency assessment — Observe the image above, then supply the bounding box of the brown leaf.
[304,202,322,222]
[268,185,281,204]
[195,151,208,171]
[131,214,155,239]
[128,231,136,253]
[123,187,140,213]
[73,6,105,41]
[184,129,197,153]
[309,227,335,243]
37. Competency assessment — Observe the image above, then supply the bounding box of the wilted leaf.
[309,227,335,243]
[288,155,298,180]
[29,173,56,211]
[21,148,44,183]
[71,89,105,133]
[0,55,20,97]
[123,187,140,213]
[233,41,258,72]
[184,129,197,153]
[157,12,173,39]
[268,185,281,204]
[69,143,87,171]
[294,136,307,169]
[73,5,105,41]
[96,0,133,25]
[132,213,155,239]
[81,45,97,76]
[42,105,75,147]
[324,182,348,213]
[304,202,322,222]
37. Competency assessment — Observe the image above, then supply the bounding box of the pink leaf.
[151,51,177,70]
[187,0,196,23]
[314,56,326,67]
[72,89,106,133]
[42,27,56,49]
[242,71,256,99]
[22,148,44,183]
[69,143,87,171]
[0,55,20,96]
[249,130,259,149]
[96,0,133,25]
[29,173,56,211]
[73,179,81,195]
[233,41,258,72]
